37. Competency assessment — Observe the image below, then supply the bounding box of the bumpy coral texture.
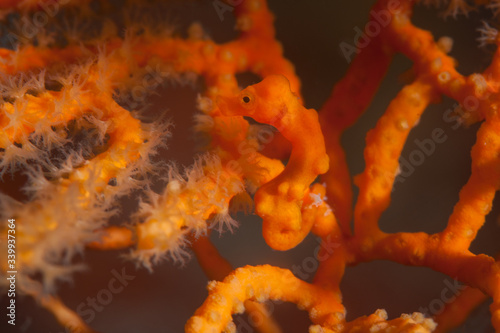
[0,0,500,332]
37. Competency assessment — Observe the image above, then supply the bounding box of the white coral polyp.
[130,154,245,269]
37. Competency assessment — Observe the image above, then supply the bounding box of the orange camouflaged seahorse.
[217,74,332,250]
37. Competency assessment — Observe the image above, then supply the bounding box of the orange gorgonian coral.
[1,0,500,332]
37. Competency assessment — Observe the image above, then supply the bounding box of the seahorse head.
[217,75,298,127]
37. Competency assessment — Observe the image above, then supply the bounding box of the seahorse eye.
[239,92,255,110]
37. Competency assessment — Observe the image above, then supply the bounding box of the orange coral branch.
[433,286,488,333]
[319,33,394,235]
[440,116,500,251]
[186,265,437,332]
[354,79,437,239]
[39,294,99,333]
[185,265,344,332]
[191,234,234,282]
[191,235,282,333]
